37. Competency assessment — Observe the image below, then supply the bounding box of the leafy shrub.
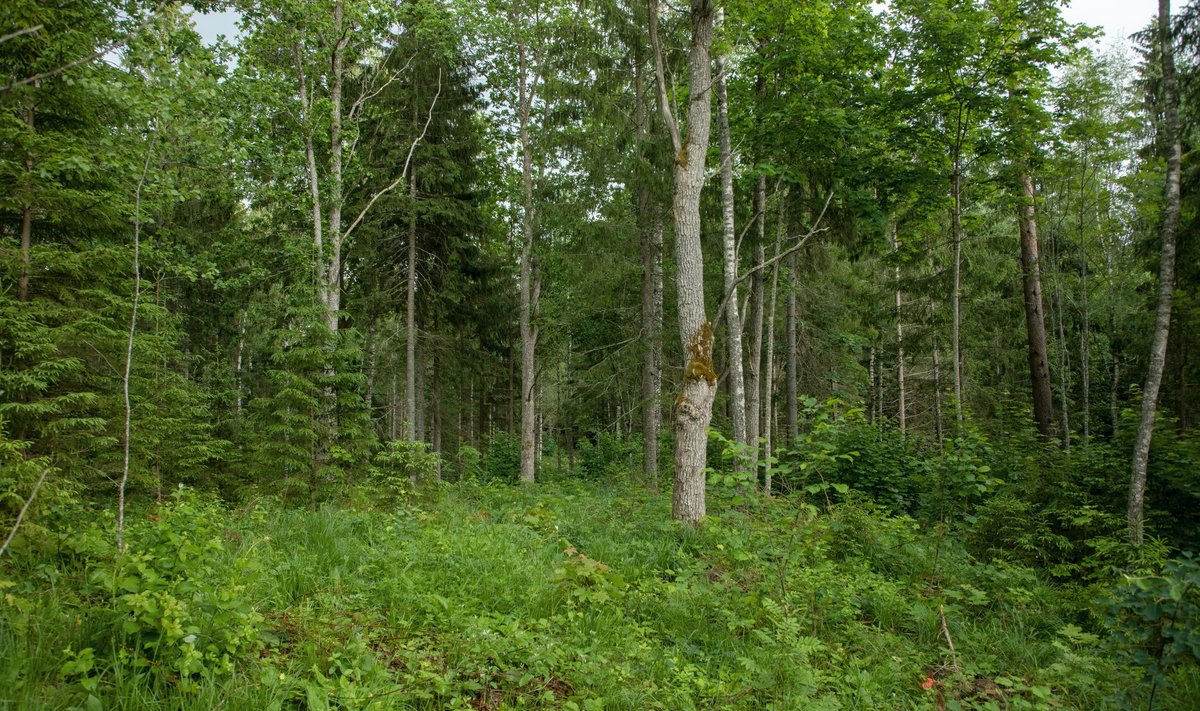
[455,444,483,481]
[575,432,640,481]
[480,431,521,483]
[84,488,264,689]
[1102,554,1200,707]
[369,438,441,503]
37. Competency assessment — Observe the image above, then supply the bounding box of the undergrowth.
[3,475,1198,710]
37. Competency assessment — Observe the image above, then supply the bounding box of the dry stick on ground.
[0,468,50,558]
[938,603,960,673]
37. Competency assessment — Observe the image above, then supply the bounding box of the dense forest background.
[2,0,1199,709]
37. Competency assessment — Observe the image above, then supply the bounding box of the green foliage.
[479,431,521,483]
[575,432,640,481]
[1102,555,1200,707]
[78,489,264,690]
[370,438,441,503]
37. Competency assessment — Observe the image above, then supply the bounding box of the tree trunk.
[516,24,540,484]
[933,335,945,450]
[325,1,346,337]
[641,213,664,488]
[651,0,716,524]
[747,177,767,469]
[635,56,664,490]
[1129,0,1182,546]
[890,215,907,433]
[763,193,785,495]
[786,248,798,441]
[716,52,747,450]
[1017,172,1055,440]
[1050,227,1071,448]
[416,337,427,442]
[1080,158,1092,447]
[18,103,33,302]
[951,165,965,425]
[406,165,418,437]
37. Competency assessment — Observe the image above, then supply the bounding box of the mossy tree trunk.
[651,0,716,524]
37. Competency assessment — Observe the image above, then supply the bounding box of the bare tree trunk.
[651,0,716,524]
[762,193,785,495]
[1050,228,1071,448]
[516,21,540,484]
[951,165,965,425]
[1080,157,1092,447]
[889,215,906,433]
[18,103,33,302]
[786,248,798,441]
[868,346,876,425]
[416,337,427,442]
[747,177,767,469]
[118,131,157,552]
[432,346,442,478]
[1129,0,1182,546]
[406,165,418,437]
[716,51,747,450]
[635,57,664,489]
[235,310,246,415]
[389,366,398,441]
[324,1,347,337]
[641,213,664,488]
[1017,172,1055,440]
[933,336,945,450]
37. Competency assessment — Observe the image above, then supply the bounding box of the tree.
[1129,0,1184,546]
[651,0,716,523]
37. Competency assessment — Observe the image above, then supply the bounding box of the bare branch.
[0,24,43,45]
[340,68,443,248]
[714,191,833,326]
[0,468,50,558]
[648,0,681,154]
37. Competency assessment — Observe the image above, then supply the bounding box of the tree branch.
[0,468,50,558]
[648,0,681,154]
[340,68,442,248]
[714,191,833,326]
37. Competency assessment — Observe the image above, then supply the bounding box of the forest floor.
[2,480,1196,709]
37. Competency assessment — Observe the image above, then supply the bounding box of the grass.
[1,479,1196,709]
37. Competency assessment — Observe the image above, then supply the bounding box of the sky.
[190,1,1158,52]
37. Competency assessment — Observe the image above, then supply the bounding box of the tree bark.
[716,51,747,451]
[762,192,785,495]
[641,212,664,488]
[951,165,965,425]
[747,177,767,469]
[1129,0,1182,546]
[889,215,907,433]
[406,164,418,437]
[786,248,798,440]
[18,103,34,302]
[517,24,539,484]
[1017,172,1055,440]
[635,55,664,490]
[325,1,346,336]
[651,0,716,524]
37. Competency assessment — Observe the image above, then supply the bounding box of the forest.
[1,0,1198,708]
